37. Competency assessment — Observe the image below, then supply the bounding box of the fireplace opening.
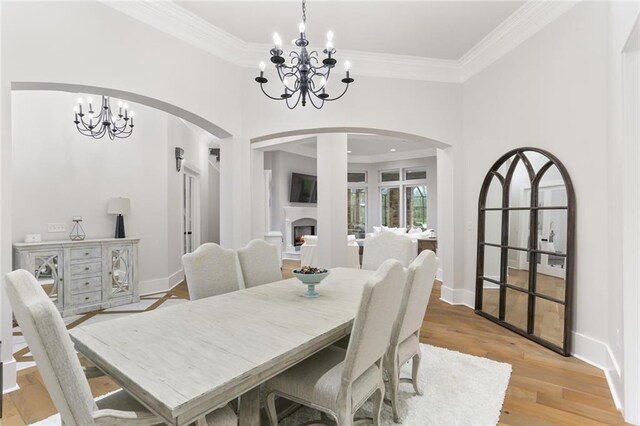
[293,225,315,247]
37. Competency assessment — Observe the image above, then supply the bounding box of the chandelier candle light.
[73,95,135,139]
[255,0,354,109]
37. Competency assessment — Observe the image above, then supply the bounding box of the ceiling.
[272,134,438,161]
[176,1,526,60]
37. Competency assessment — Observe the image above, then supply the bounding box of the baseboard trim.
[571,331,623,412]
[2,358,17,394]
[139,269,184,296]
[440,285,475,309]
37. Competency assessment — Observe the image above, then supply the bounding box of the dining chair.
[362,232,416,271]
[264,259,407,426]
[237,239,282,288]
[385,250,438,422]
[182,243,243,300]
[4,269,237,426]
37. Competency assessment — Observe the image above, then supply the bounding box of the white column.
[219,137,253,248]
[0,1,17,392]
[317,133,348,268]
[437,145,465,305]
[250,148,266,240]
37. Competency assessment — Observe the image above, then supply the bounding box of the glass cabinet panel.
[109,246,132,296]
[32,251,63,310]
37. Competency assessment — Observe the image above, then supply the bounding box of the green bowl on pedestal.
[292,268,330,298]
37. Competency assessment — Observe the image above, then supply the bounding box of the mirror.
[485,175,503,208]
[482,245,502,282]
[33,253,62,309]
[484,210,502,245]
[506,249,528,290]
[533,297,565,347]
[111,248,130,295]
[480,280,500,318]
[508,156,531,208]
[504,287,528,331]
[476,148,574,356]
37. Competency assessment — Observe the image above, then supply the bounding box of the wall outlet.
[47,223,66,233]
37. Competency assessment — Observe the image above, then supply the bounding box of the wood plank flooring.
[0,260,625,425]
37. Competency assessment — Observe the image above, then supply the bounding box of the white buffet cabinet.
[13,238,139,317]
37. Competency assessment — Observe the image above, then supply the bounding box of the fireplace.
[293,225,315,247]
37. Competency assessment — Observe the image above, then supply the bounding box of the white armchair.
[300,235,360,268]
[362,232,417,271]
[4,269,237,426]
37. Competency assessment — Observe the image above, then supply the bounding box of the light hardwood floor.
[1,260,625,425]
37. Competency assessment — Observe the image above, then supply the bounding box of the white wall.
[11,90,215,294]
[460,3,638,415]
[348,156,437,232]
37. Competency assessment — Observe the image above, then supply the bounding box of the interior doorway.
[182,168,200,255]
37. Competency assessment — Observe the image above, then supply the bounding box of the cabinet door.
[107,245,133,297]
[28,250,65,311]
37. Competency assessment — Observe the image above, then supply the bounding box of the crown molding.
[458,0,580,81]
[103,0,579,84]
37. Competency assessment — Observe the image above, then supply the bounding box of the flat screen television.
[289,172,317,203]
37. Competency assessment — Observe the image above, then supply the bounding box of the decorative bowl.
[292,267,330,298]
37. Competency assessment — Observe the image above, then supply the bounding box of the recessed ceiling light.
[390,148,397,152]
[347,150,352,154]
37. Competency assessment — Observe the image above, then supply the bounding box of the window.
[405,168,427,181]
[347,188,367,238]
[405,185,427,228]
[347,171,367,183]
[380,170,400,182]
[380,187,400,227]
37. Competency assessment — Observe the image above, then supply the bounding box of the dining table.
[70,267,375,426]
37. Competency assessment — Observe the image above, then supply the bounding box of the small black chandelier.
[254,0,354,109]
[73,96,135,140]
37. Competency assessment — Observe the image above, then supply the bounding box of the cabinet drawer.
[70,276,102,295]
[71,261,102,276]
[71,247,102,261]
[71,291,102,306]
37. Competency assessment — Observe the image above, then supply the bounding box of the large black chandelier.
[254,0,354,109]
[73,96,135,140]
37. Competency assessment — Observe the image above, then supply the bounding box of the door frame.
[181,164,201,255]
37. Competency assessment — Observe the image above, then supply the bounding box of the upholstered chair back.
[237,239,282,288]
[5,270,98,425]
[362,232,415,271]
[182,243,242,300]
[392,250,438,346]
[343,259,406,383]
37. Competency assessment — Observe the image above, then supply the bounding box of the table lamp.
[107,197,131,238]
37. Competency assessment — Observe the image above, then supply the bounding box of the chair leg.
[411,353,423,396]
[372,385,385,426]
[389,358,401,423]
[265,392,278,426]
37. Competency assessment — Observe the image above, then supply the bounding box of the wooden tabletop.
[70,267,374,426]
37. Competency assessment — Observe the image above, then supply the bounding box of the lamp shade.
[107,197,131,215]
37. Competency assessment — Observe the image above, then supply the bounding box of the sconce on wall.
[175,147,184,172]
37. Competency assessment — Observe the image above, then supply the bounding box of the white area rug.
[31,344,511,426]
[282,344,512,426]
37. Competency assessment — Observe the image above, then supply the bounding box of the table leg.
[239,386,261,426]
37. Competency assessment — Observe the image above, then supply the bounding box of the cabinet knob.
[85,282,89,286]
[85,296,89,300]
[85,252,90,256]
[85,267,89,271]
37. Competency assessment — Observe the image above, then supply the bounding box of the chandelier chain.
[302,0,306,24]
